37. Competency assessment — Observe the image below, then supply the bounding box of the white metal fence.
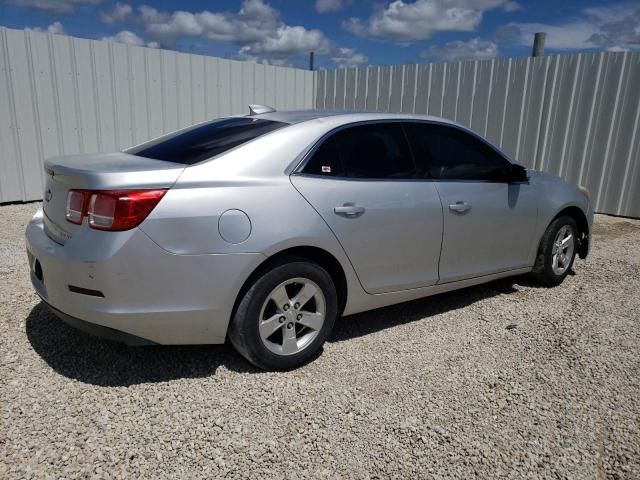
[316,52,640,218]
[1,26,639,218]
[0,27,314,203]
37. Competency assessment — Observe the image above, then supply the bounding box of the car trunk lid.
[42,153,184,244]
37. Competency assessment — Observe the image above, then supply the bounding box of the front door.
[404,122,538,283]
[434,182,537,282]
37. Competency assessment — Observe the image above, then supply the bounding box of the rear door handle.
[334,204,365,218]
[448,201,471,214]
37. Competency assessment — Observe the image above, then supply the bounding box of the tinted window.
[303,136,344,177]
[127,118,286,165]
[405,123,510,181]
[303,123,416,179]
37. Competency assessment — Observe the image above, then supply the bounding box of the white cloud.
[100,30,158,48]
[101,2,132,24]
[503,1,520,12]
[9,0,101,14]
[26,21,66,34]
[330,47,368,67]
[344,0,515,43]
[138,0,335,63]
[239,26,331,56]
[140,0,280,44]
[315,0,343,14]
[138,5,170,24]
[606,45,631,52]
[504,21,596,49]
[503,3,640,51]
[421,37,499,61]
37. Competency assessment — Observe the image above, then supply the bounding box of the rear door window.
[127,118,287,165]
[303,123,417,179]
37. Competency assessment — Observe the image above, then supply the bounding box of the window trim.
[292,118,518,184]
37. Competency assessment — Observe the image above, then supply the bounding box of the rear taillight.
[65,189,167,231]
[65,189,88,224]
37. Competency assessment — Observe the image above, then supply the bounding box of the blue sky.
[1,0,638,68]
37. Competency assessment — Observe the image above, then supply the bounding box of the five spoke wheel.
[551,225,575,276]
[259,277,326,356]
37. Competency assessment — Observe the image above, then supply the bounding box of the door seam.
[432,182,446,284]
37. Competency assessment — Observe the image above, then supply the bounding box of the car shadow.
[25,302,263,387]
[329,276,525,342]
[26,275,534,387]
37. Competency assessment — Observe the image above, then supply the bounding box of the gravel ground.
[1,202,639,479]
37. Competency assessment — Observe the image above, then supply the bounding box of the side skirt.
[343,267,532,316]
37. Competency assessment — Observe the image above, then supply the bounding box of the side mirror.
[508,164,528,183]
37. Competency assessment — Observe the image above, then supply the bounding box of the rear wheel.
[229,260,338,370]
[531,216,578,286]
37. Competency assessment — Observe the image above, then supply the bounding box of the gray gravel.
[1,202,639,479]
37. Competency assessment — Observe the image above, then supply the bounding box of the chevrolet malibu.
[26,107,593,370]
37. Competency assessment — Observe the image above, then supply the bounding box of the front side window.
[404,123,510,181]
[302,123,417,179]
[127,118,287,165]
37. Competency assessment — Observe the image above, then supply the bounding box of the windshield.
[127,117,287,165]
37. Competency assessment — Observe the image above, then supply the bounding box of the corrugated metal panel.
[317,52,640,217]
[0,27,315,203]
[2,24,638,217]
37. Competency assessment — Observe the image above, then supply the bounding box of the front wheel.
[531,215,578,286]
[228,260,338,370]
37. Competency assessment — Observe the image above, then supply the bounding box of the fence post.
[532,32,546,57]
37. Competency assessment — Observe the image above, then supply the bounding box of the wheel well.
[232,246,348,319]
[553,206,590,259]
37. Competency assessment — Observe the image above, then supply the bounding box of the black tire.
[531,215,578,287]
[228,259,338,371]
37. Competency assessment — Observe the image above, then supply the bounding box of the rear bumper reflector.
[68,285,105,297]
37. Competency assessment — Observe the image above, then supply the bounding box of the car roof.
[257,109,459,127]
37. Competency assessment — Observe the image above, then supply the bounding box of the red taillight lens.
[88,190,167,231]
[65,189,89,224]
[65,189,167,231]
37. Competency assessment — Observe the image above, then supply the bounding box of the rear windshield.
[127,118,287,165]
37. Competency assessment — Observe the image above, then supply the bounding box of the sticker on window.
[321,166,331,173]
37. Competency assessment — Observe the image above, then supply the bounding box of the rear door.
[291,122,443,294]
[404,122,538,283]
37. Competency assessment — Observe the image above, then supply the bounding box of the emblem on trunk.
[45,189,52,202]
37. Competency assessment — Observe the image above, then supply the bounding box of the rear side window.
[404,122,510,181]
[303,136,344,177]
[127,118,286,165]
[303,123,417,179]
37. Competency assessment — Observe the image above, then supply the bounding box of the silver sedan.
[25,107,593,370]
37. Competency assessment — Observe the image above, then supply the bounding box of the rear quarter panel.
[138,166,368,316]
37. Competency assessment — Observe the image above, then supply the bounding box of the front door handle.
[334,204,365,218]
[448,201,471,214]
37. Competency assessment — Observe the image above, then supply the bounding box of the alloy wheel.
[551,225,575,276]
[258,277,326,356]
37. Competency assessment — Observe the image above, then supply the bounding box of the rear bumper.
[45,301,157,345]
[26,209,265,345]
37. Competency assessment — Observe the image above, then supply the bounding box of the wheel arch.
[547,205,590,259]
[231,246,349,322]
